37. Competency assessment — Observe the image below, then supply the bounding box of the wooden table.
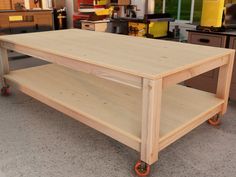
[0,29,234,176]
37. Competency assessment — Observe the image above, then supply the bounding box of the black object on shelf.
[54,8,67,30]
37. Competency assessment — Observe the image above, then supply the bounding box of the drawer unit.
[187,30,236,101]
[81,21,109,32]
[0,10,53,35]
[188,32,227,47]
[230,83,236,100]
[229,36,236,100]
[0,14,10,34]
[186,31,228,93]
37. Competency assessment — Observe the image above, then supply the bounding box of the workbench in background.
[187,29,236,101]
[0,10,53,35]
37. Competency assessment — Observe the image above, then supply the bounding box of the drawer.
[229,37,236,84]
[81,22,95,31]
[232,69,236,84]
[188,32,227,47]
[229,37,236,49]
[9,22,36,34]
[230,83,236,101]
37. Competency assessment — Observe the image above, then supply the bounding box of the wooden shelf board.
[4,64,224,151]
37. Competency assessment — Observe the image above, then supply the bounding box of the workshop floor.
[0,54,236,177]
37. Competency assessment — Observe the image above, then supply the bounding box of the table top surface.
[0,29,234,79]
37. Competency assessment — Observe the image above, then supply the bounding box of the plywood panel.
[0,0,12,10]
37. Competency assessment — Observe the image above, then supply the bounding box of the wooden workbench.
[0,29,234,175]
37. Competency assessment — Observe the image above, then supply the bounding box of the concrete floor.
[0,55,236,177]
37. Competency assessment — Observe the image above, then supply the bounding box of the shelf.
[4,64,224,151]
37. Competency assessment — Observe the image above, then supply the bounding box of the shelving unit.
[0,29,234,175]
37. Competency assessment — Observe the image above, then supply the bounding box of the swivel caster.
[134,161,150,176]
[1,86,10,97]
[208,114,220,126]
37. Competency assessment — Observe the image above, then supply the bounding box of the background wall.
[65,0,74,28]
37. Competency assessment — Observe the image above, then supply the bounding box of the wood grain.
[4,64,224,158]
[216,54,235,114]
[0,47,9,86]
[0,29,234,79]
[141,78,162,164]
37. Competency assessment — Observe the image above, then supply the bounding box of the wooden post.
[0,47,10,86]
[216,53,235,114]
[141,78,162,165]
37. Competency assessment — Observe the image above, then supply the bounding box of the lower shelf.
[4,64,224,151]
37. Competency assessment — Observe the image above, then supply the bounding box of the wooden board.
[0,29,234,79]
[0,0,12,10]
[4,64,224,152]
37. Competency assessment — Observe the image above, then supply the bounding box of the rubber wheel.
[1,86,10,96]
[134,161,150,177]
[208,115,220,126]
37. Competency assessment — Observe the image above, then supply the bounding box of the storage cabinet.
[229,37,236,100]
[0,0,25,10]
[188,33,227,47]
[187,30,236,101]
[0,10,53,35]
[34,14,53,31]
[0,0,12,10]
[109,0,130,5]
[186,32,227,93]
[0,14,10,34]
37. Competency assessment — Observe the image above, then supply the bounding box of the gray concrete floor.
[0,54,236,177]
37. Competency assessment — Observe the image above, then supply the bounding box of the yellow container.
[149,21,168,38]
[96,0,107,5]
[200,0,224,28]
[128,22,146,37]
[128,21,168,38]
[95,7,114,16]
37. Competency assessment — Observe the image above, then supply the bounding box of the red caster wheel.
[134,161,150,177]
[1,86,10,97]
[208,114,220,126]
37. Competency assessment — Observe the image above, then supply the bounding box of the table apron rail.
[162,55,231,89]
[0,41,142,89]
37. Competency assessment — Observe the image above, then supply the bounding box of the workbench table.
[0,29,234,176]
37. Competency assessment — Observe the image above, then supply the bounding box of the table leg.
[140,78,162,165]
[216,53,235,114]
[0,47,10,87]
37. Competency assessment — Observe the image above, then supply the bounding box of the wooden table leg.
[140,78,162,165]
[216,53,235,114]
[0,47,10,87]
